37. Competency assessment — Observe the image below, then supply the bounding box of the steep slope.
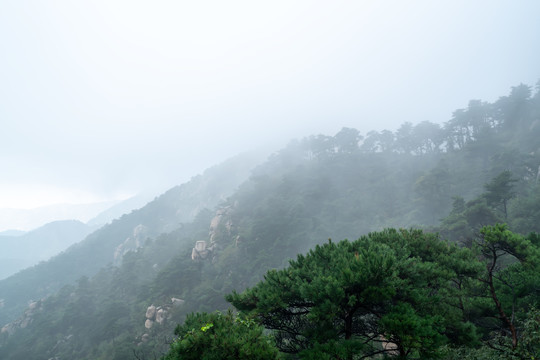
[0,201,119,233]
[0,152,262,326]
[0,220,94,280]
[1,82,538,360]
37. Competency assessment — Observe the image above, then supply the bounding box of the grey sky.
[1,1,539,222]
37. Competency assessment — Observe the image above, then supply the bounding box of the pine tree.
[228,229,482,358]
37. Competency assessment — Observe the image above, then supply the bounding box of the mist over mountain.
[0,82,539,359]
[0,202,121,233]
[0,231,25,237]
[1,1,539,358]
[0,151,262,327]
[86,194,156,228]
[0,220,94,280]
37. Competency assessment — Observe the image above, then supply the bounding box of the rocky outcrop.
[191,240,213,260]
[143,298,182,330]
[113,224,149,265]
[192,206,237,261]
[141,333,150,343]
[138,298,184,345]
[1,300,43,336]
[155,308,167,324]
[145,305,156,319]
[209,206,234,243]
[171,297,185,307]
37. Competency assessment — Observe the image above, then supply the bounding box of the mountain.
[0,82,539,359]
[0,191,172,281]
[0,230,26,237]
[0,220,94,280]
[0,201,121,233]
[0,151,262,327]
[86,194,156,228]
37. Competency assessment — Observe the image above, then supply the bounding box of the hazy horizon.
[2,1,539,230]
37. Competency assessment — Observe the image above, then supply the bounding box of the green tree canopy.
[162,310,281,360]
[228,229,481,359]
[483,170,517,219]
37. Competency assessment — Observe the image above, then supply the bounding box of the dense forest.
[1,81,539,359]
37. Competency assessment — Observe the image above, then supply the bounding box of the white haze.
[1,0,539,231]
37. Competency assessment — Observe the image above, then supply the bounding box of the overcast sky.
[1,1,539,226]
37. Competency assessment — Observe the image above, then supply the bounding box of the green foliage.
[443,308,540,360]
[438,172,521,244]
[162,310,281,360]
[510,183,540,234]
[467,224,540,353]
[483,170,517,219]
[228,229,481,358]
[414,162,452,224]
[2,81,540,359]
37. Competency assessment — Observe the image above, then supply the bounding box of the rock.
[171,298,185,307]
[20,317,32,329]
[146,305,156,319]
[2,300,42,336]
[209,206,233,243]
[195,240,206,251]
[144,319,154,329]
[141,333,150,342]
[156,309,167,324]
[191,241,210,260]
[113,224,150,265]
[1,323,14,335]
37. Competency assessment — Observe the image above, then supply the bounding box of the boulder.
[171,298,185,307]
[156,308,167,324]
[146,305,156,319]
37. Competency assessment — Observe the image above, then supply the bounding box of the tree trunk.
[487,258,518,349]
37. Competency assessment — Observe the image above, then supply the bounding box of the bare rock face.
[114,224,150,265]
[192,206,237,261]
[146,305,156,319]
[1,300,43,336]
[209,206,234,243]
[171,297,185,307]
[1,323,15,335]
[140,298,184,340]
[191,240,209,260]
[155,308,167,324]
[20,317,32,329]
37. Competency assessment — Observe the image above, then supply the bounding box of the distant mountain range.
[0,220,94,280]
[0,151,263,326]
[0,194,159,280]
[0,230,25,237]
[0,201,120,233]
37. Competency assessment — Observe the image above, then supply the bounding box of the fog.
[1,0,539,230]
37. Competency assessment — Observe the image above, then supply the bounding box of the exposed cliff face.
[113,224,150,265]
[209,206,234,244]
[0,151,263,327]
[1,300,42,336]
[138,298,184,345]
[192,205,237,261]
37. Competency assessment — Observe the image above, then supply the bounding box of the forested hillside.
[0,220,94,280]
[1,82,539,359]
[0,153,260,327]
